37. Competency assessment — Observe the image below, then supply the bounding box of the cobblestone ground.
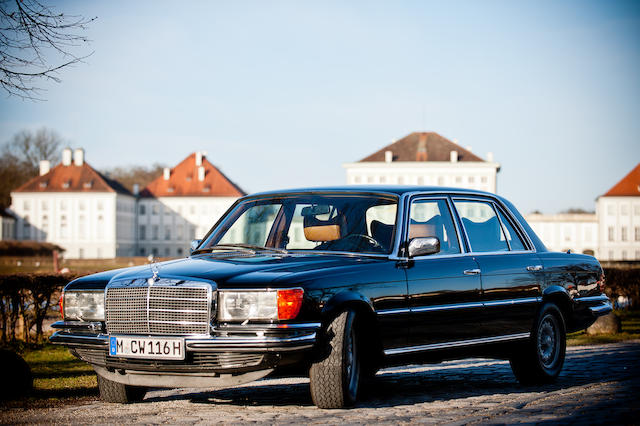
[1,341,639,425]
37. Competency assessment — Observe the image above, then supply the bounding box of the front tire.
[510,303,566,384]
[309,310,361,409]
[97,375,147,403]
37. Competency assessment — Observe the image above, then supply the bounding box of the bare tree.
[104,164,167,193]
[0,0,96,100]
[0,127,62,208]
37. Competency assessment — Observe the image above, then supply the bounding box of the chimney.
[416,133,428,161]
[487,152,494,162]
[163,167,171,180]
[198,166,205,181]
[465,145,473,152]
[195,151,203,167]
[450,151,458,163]
[73,148,84,166]
[133,184,139,196]
[62,148,72,166]
[385,151,393,163]
[39,160,50,176]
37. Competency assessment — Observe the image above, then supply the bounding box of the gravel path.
[2,341,638,424]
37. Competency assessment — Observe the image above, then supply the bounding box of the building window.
[97,215,104,239]
[608,226,615,242]
[177,248,183,256]
[139,205,146,215]
[621,250,627,260]
[635,227,640,242]
[152,247,158,256]
[164,206,170,215]
[139,225,146,241]
[60,200,67,210]
[164,247,170,257]
[481,176,488,183]
[139,248,145,256]
[41,201,48,211]
[177,224,183,240]
[61,215,68,238]
[165,226,171,240]
[608,250,614,259]
[621,227,628,241]
[354,176,361,184]
[636,250,640,260]
[380,176,386,184]
[468,176,475,184]
[367,176,374,184]
[41,215,48,238]
[152,205,159,215]
[455,176,462,184]
[417,176,424,185]
[79,215,86,239]
[437,177,444,186]
[607,205,615,215]
[97,201,104,211]
[152,225,159,240]
[79,201,86,211]
[397,176,404,184]
[23,200,30,211]
[621,205,629,215]
[78,248,84,259]
[635,205,640,215]
[22,216,30,239]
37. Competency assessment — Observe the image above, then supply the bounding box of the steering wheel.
[333,234,384,252]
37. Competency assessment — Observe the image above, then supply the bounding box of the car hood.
[65,252,383,290]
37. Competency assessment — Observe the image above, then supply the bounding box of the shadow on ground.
[142,342,640,408]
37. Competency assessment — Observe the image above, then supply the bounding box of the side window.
[497,208,526,251]
[454,200,508,252]
[408,199,460,255]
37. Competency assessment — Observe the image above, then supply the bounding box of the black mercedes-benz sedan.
[51,187,611,408]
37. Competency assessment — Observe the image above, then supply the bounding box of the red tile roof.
[141,153,245,197]
[13,162,131,195]
[359,132,485,162]
[603,163,640,197]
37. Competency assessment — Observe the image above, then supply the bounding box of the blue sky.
[1,0,639,214]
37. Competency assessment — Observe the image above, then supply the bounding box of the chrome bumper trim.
[186,333,316,352]
[574,295,610,304]
[588,301,613,317]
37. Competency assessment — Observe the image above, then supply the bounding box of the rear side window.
[496,208,526,251]
[408,199,460,255]
[454,200,508,252]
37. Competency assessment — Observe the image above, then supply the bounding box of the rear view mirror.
[301,205,331,217]
[408,237,440,258]
[190,239,201,254]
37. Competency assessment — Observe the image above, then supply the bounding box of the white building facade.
[9,148,136,258]
[343,132,500,193]
[525,213,598,256]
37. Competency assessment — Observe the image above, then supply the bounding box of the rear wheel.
[510,303,566,384]
[309,310,361,408]
[97,375,147,403]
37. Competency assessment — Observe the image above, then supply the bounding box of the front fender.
[321,290,375,318]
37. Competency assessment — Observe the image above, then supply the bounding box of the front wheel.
[309,310,361,409]
[97,374,147,403]
[510,303,566,384]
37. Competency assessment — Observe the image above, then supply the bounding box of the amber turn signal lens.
[277,289,304,320]
[59,292,64,319]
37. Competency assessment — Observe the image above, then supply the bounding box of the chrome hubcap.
[538,315,558,368]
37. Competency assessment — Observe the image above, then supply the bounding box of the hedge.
[603,267,640,308]
[0,273,77,344]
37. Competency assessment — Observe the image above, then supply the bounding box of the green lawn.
[567,309,640,346]
[1,344,97,407]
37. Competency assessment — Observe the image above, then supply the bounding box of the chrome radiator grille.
[105,280,212,335]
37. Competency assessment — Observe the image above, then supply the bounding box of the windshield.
[198,194,398,255]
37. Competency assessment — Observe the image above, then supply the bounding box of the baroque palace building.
[7,148,244,259]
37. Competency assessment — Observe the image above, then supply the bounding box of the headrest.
[304,225,341,242]
[409,223,437,239]
[303,214,344,242]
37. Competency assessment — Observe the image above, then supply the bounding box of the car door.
[452,197,542,337]
[404,196,484,347]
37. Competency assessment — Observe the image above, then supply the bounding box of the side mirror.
[190,239,201,254]
[408,237,440,258]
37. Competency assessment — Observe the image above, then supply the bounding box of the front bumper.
[50,321,320,388]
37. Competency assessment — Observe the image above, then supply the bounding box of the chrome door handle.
[526,265,543,272]
[463,269,481,275]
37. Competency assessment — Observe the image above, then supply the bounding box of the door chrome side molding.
[384,332,531,356]
[376,297,541,316]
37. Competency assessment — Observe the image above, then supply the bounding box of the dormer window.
[83,181,93,189]
[39,181,48,188]
[202,186,210,193]
[62,180,71,189]
[186,175,192,182]
[168,187,175,193]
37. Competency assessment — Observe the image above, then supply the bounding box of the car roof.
[247,185,496,198]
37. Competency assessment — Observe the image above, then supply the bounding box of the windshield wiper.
[192,244,288,255]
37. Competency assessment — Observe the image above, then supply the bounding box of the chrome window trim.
[384,332,531,355]
[377,297,541,316]
[451,195,536,254]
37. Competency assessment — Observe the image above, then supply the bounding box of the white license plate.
[109,336,185,360]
